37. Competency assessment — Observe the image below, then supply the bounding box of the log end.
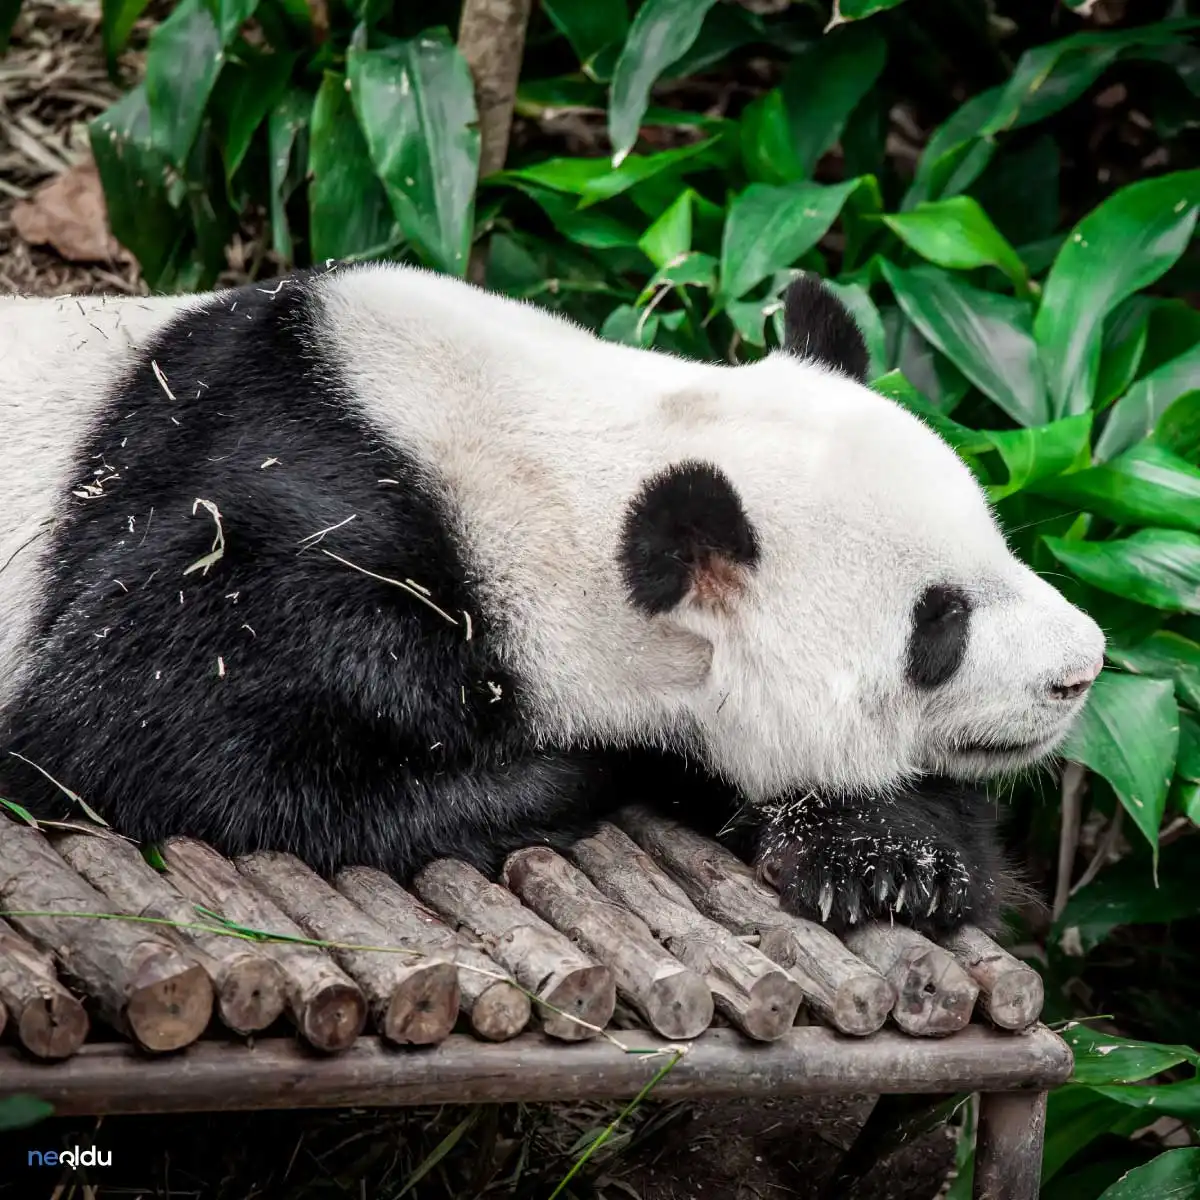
[829,973,896,1037]
[126,953,215,1053]
[471,980,532,1042]
[296,982,368,1053]
[382,962,460,1046]
[216,956,288,1036]
[17,992,91,1060]
[645,968,714,1041]
[891,952,980,1038]
[739,971,805,1043]
[539,964,616,1041]
[987,966,1044,1031]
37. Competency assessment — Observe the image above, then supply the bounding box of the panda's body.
[0,264,1105,933]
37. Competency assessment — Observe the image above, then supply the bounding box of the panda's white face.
[625,346,1106,805]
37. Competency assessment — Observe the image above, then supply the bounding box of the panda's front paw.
[753,798,988,936]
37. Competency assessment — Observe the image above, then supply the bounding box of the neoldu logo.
[28,1146,112,1168]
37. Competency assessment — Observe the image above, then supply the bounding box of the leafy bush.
[6,0,1200,1193]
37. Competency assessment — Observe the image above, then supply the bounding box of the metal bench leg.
[973,1090,1048,1200]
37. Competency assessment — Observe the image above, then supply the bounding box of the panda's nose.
[1049,658,1104,701]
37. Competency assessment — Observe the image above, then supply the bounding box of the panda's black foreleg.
[752,780,1012,936]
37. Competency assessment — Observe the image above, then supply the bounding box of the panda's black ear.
[619,460,760,616]
[781,275,869,383]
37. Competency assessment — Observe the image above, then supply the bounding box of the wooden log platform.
[0,810,1070,1199]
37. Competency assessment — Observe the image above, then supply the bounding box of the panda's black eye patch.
[907,584,971,688]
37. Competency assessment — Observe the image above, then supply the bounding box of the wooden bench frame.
[0,1024,1071,1199]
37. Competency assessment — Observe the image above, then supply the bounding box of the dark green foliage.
[4,0,1200,1188]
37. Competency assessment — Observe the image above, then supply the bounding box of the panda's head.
[618,277,1106,802]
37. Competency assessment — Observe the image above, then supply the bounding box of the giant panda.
[0,264,1105,936]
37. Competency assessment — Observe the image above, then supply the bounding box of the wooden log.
[411,858,615,1041]
[0,917,89,1059]
[0,823,212,1052]
[502,846,713,1040]
[52,830,286,1036]
[843,923,979,1036]
[161,838,365,1053]
[0,1025,1076,1116]
[616,806,895,1035]
[941,925,1044,1031]
[568,824,803,1041]
[335,866,530,1042]
[236,851,458,1047]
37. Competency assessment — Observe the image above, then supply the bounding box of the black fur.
[752,780,1011,936]
[612,752,1011,936]
[781,275,870,383]
[0,271,610,880]
[618,460,760,615]
[907,584,972,688]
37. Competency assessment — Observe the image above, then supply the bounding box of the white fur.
[0,266,1106,802]
[0,292,199,705]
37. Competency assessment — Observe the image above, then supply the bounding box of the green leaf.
[891,319,971,414]
[608,0,721,165]
[637,250,718,302]
[1,795,38,826]
[638,189,693,268]
[266,86,310,264]
[494,156,613,196]
[213,48,296,186]
[1098,345,1200,462]
[984,414,1092,501]
[1087,1079,1200,1125]
[1046,528,1200,614]
[1108,631,1200,713]
[1178,710,1200,781]
[718,179,860,303]
[1095,297,1152,412]
[1061,671,1178,862]
[1035,171,1200,419]
[1042,1087,1156,1184]
[580,135,728,208]
[1032,442,1200,533]
[1056,835,1200,954]
[776,26,886,180]
[0,1094,54,1132]
[832,0,907,19]
[89,85,184,290]
[881,261,1049,427]
[397,1112,480,1198]
[903,24,1200,210]
[870,370,993,459]
[213,0,258,46]
[601,304,658,348]
[1064,1024,1197,1085]
[739,88,805,186]
[1155,390,1200,463]
[542,0,629,70]
[348,32,479,277]
[884,196,1029,293]
[102,0,153,62]
[1096,1149,1200,1200]
[511,184,641,250]
[143,0,223,169]
[307,71,395,263]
